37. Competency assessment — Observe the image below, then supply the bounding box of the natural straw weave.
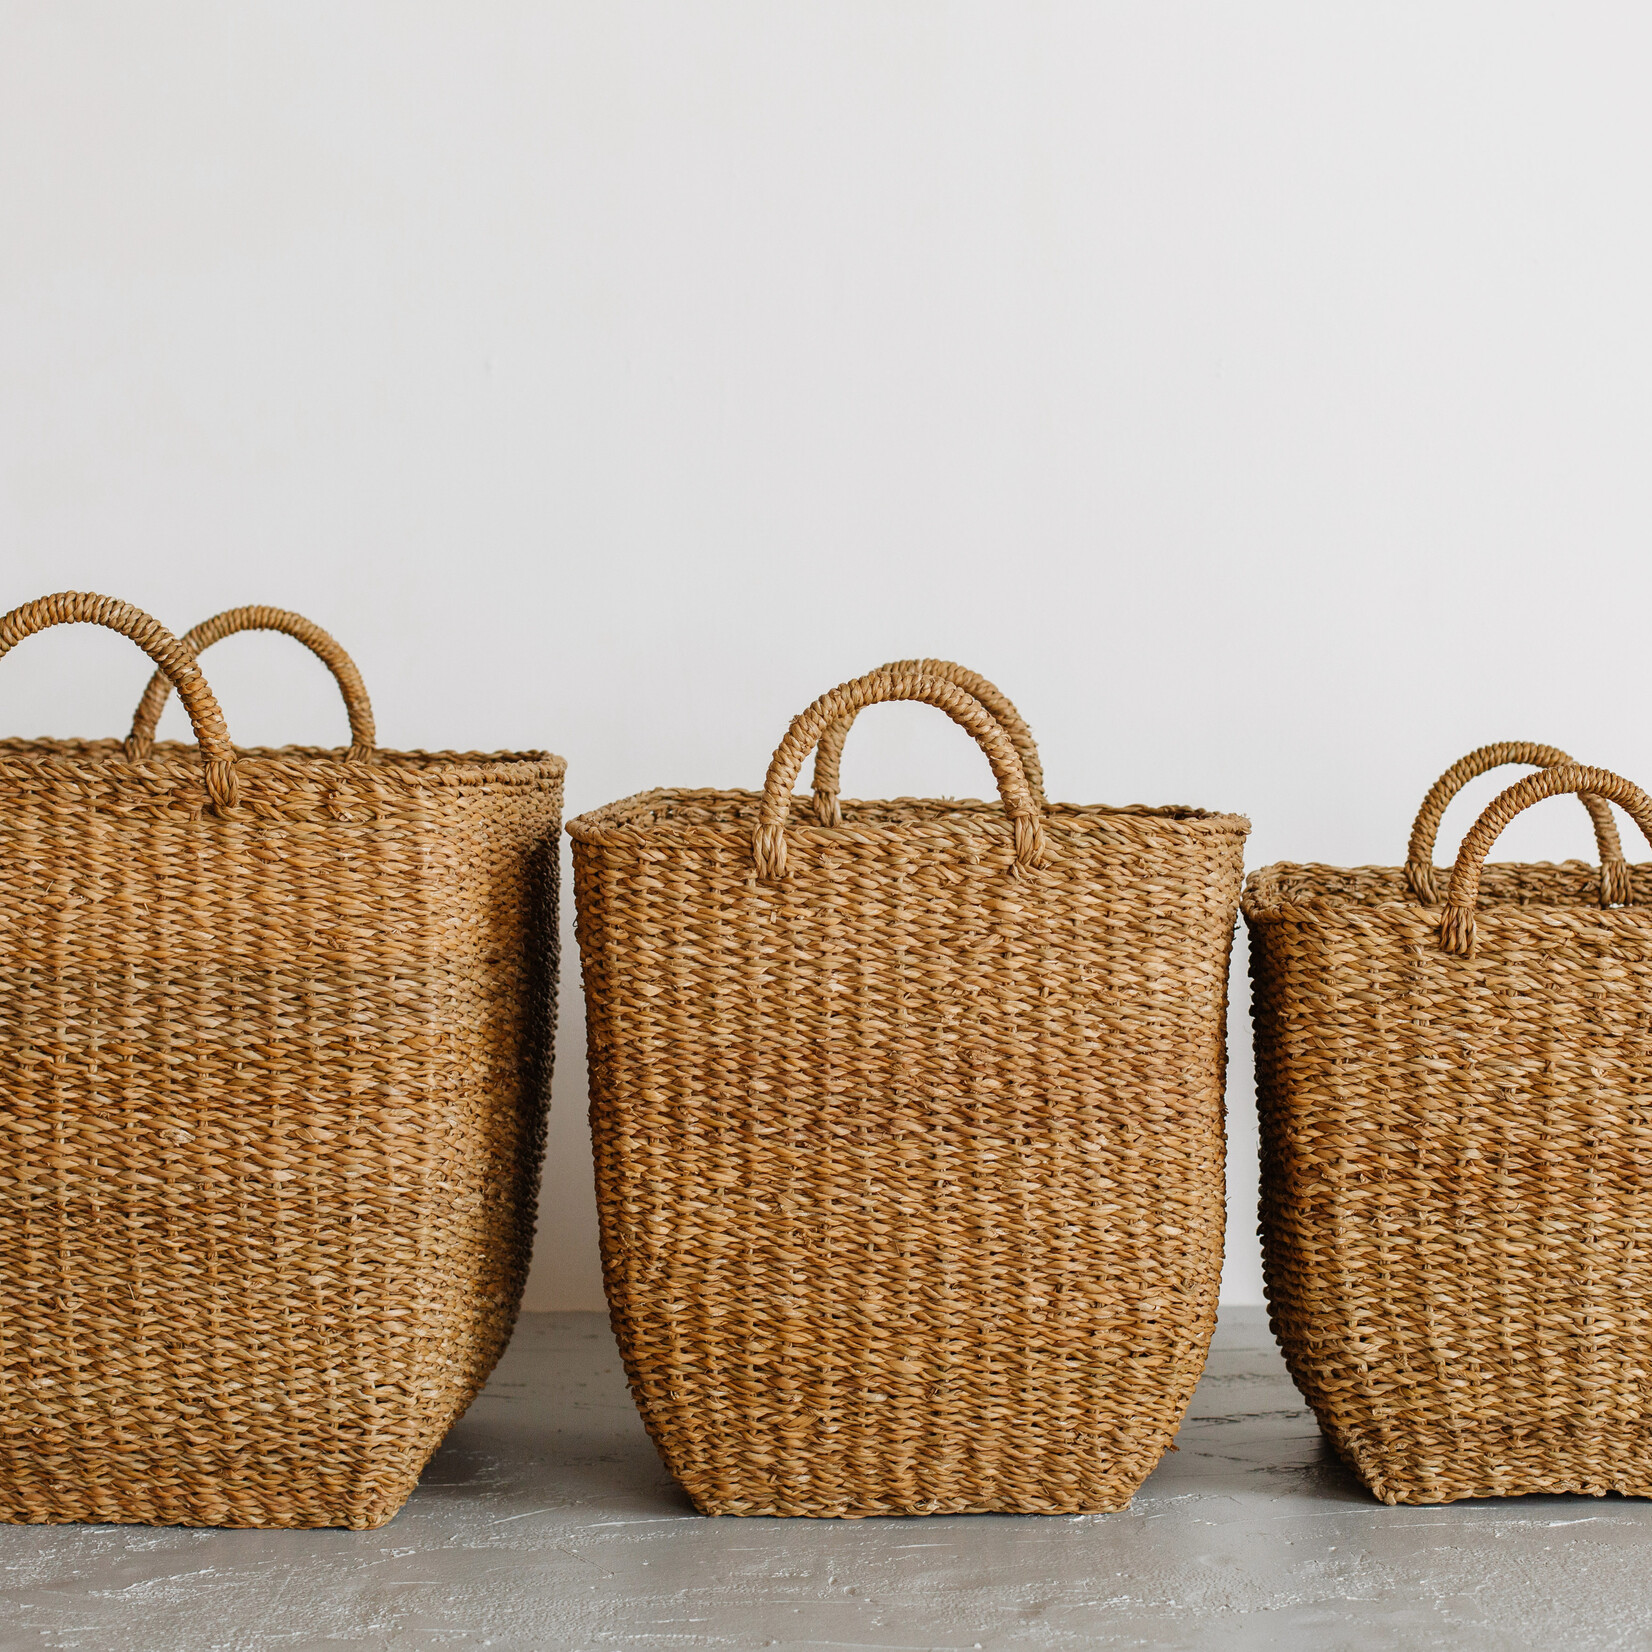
[808,657,1046,827]
[126,604,378,762]
[0,594,564,1529]
[1402,741,1631,907]
[570,664,1248,1517]
[1246,747,1652,1505]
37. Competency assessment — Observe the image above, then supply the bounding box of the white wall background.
[4,4,1652,1310]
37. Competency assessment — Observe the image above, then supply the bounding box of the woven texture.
[0,594,564,1529]
[127,604,378,762]
[1245,748,1652,1505]
[570,664,1248,1517]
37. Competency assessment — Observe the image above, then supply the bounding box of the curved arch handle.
[0,592,239,808]
[1407,741,1630,907]
[126,605,375,761]
[1440,765,1652,954]
[753,669,1046,880]
[808,659,1046,827]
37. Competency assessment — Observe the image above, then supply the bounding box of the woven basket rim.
[0,736,565,789]
[1242,857,1647,922]
[569,785,1249,845]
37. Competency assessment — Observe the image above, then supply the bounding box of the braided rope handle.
[1441,765,1652,954]
[126,605,375,761]
[0,592,239,808]
[1407,741,1631,907]
[754,669,1047,880]
[809,659,1046,827]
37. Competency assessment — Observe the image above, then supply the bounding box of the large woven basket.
[570,662,1249,1517]
[0,593,564,1529]
[1245,743,1652,1505]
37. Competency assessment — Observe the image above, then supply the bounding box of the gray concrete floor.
[1,1308,1649,1651]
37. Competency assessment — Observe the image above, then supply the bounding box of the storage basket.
[0,593,564,1529]
[1245,744,1652,1504]
[570,663,1249,1517]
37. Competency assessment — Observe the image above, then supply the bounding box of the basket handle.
[1440,765,1652,954]
[0,591,239,809]
[1407,741,1630,907]
[125,605,375,761]
[754,668,1046,880]
[808,659,1046,827]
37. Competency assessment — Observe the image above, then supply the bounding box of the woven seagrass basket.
[1245,743,1652,1505]
[570,662,1249,1517]
[0,593,564,1529]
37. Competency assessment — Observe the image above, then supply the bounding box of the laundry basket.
[570,663,1249,1517]
[1245,745,1652,1504]
[0,593,564,1529]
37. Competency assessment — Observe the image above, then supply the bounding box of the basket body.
[0,738,563,1528]
[1246,859,1652,1505]
[572,789,1248,1516]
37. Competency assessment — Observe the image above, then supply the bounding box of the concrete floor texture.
[1,1307,1647,1652]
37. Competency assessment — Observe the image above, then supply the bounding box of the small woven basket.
[1245,743,1652,1505]
[0,594,564,1529]
[570,662,1248,1517]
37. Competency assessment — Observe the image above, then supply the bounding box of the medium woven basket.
[570,662,1249,1517]
[1245,743,1652,1505]
[0,594,564,1529]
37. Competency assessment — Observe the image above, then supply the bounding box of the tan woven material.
[0,594,564,1529]
[808,657,1047,826]
[1402,740,1631,906]
[1245,749,1652,1505]
[126,604,377,762]
[570,664,1248,1517]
